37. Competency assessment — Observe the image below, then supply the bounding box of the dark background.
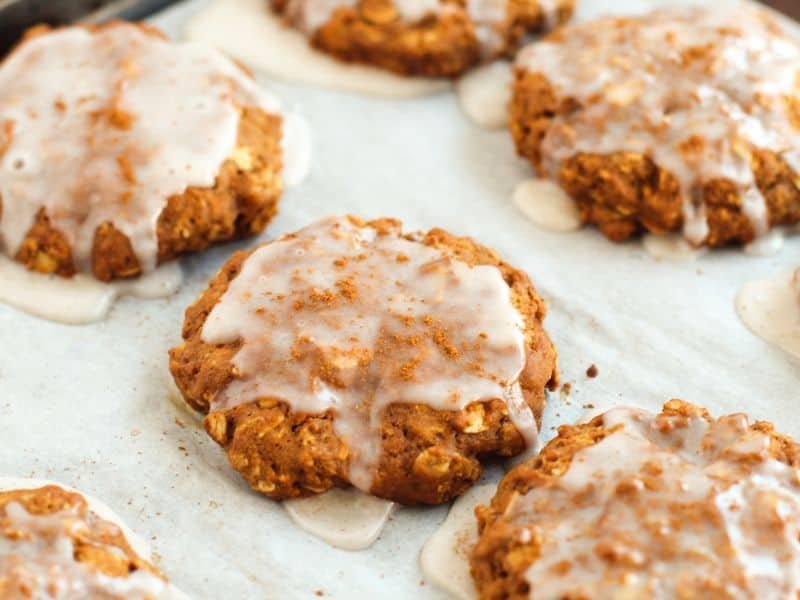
[765,0,800,17]
[0,0,799,55]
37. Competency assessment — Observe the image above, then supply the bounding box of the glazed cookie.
[510,5,800,248]
[0,22,308,282]
[270,0,574,77]
[0,481,184,599]
[471,400,800,599]
[169,216,558,505]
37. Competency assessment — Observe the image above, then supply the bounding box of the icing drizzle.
[736,267,800,361]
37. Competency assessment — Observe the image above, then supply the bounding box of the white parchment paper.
[0,0,798,598]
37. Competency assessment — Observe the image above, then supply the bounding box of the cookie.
[510,5,800,247]
[0,22,295,281]
[169,215,558,504]
[271,0,574,77]
[471,400,800,598]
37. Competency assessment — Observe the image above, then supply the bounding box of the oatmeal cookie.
[0,22,295,282]
[510,5,800,248]
[471,400,800,599]
[169,215,558,505]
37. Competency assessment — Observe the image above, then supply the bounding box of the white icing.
[184,0,450,98]
[465,0,508,56]
[0,478,188,600]
[577,402,647,425]
[536,0,561,30]
[201,216,532,492]
[736,268,800,361]
[642,233,706,261]
[516,5,800,247]
[744,229,786,257]
[286,0,357,35]
[0,24,289,275]
[283,488,394,550]
[497,406,800,598]
[280,112,313,187]
[0,255,182,324]
[456,61,512,129]
[512,178,582,233]
[419,483,495,600]
[394,0,442,22]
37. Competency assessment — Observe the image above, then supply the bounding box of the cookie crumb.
[586,364,598,378]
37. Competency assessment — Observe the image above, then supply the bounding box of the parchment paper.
[1,0,797,598]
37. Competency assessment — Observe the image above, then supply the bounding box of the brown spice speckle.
[116,154,136,184]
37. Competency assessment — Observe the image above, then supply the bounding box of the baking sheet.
[1,0,798,598]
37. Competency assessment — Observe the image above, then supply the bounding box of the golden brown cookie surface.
[170,215,557,504]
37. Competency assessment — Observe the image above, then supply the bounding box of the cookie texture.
[170,216,558,505]
[271,0,574,77]
[471,400,800,599]
[0,484,167,598]
[510,5,800,247]
[0,23,284,282]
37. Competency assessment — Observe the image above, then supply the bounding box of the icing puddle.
[0,257,182,324]
[512,178,582,233]
[169,390,399,552]
[284,488,395,550]
[420,483,496,600]
[642,234,705,261]
[744,229,789,257]
[0,477,189,600]
[456,61,512,128]
[281,112,313,186]
[185,0,450,98]
[736,268,800,361]
[512,184,791,262]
